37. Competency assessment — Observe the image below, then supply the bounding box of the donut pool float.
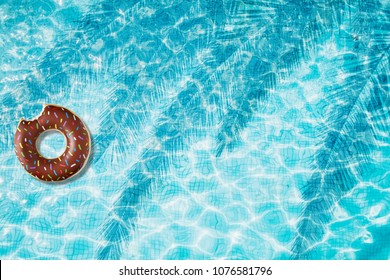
[14,105,91,182]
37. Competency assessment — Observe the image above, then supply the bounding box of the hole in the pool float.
[36,130,66,159]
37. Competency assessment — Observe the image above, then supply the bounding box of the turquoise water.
[0,0,389,260]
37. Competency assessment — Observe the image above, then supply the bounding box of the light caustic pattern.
[0,0,389,260]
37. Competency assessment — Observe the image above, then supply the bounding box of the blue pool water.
[0,0,389,260]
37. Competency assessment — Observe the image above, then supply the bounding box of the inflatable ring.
[14,105,91,182]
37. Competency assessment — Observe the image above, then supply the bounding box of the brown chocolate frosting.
[14,105,91,182]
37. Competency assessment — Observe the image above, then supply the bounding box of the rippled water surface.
[0,0,389,259]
